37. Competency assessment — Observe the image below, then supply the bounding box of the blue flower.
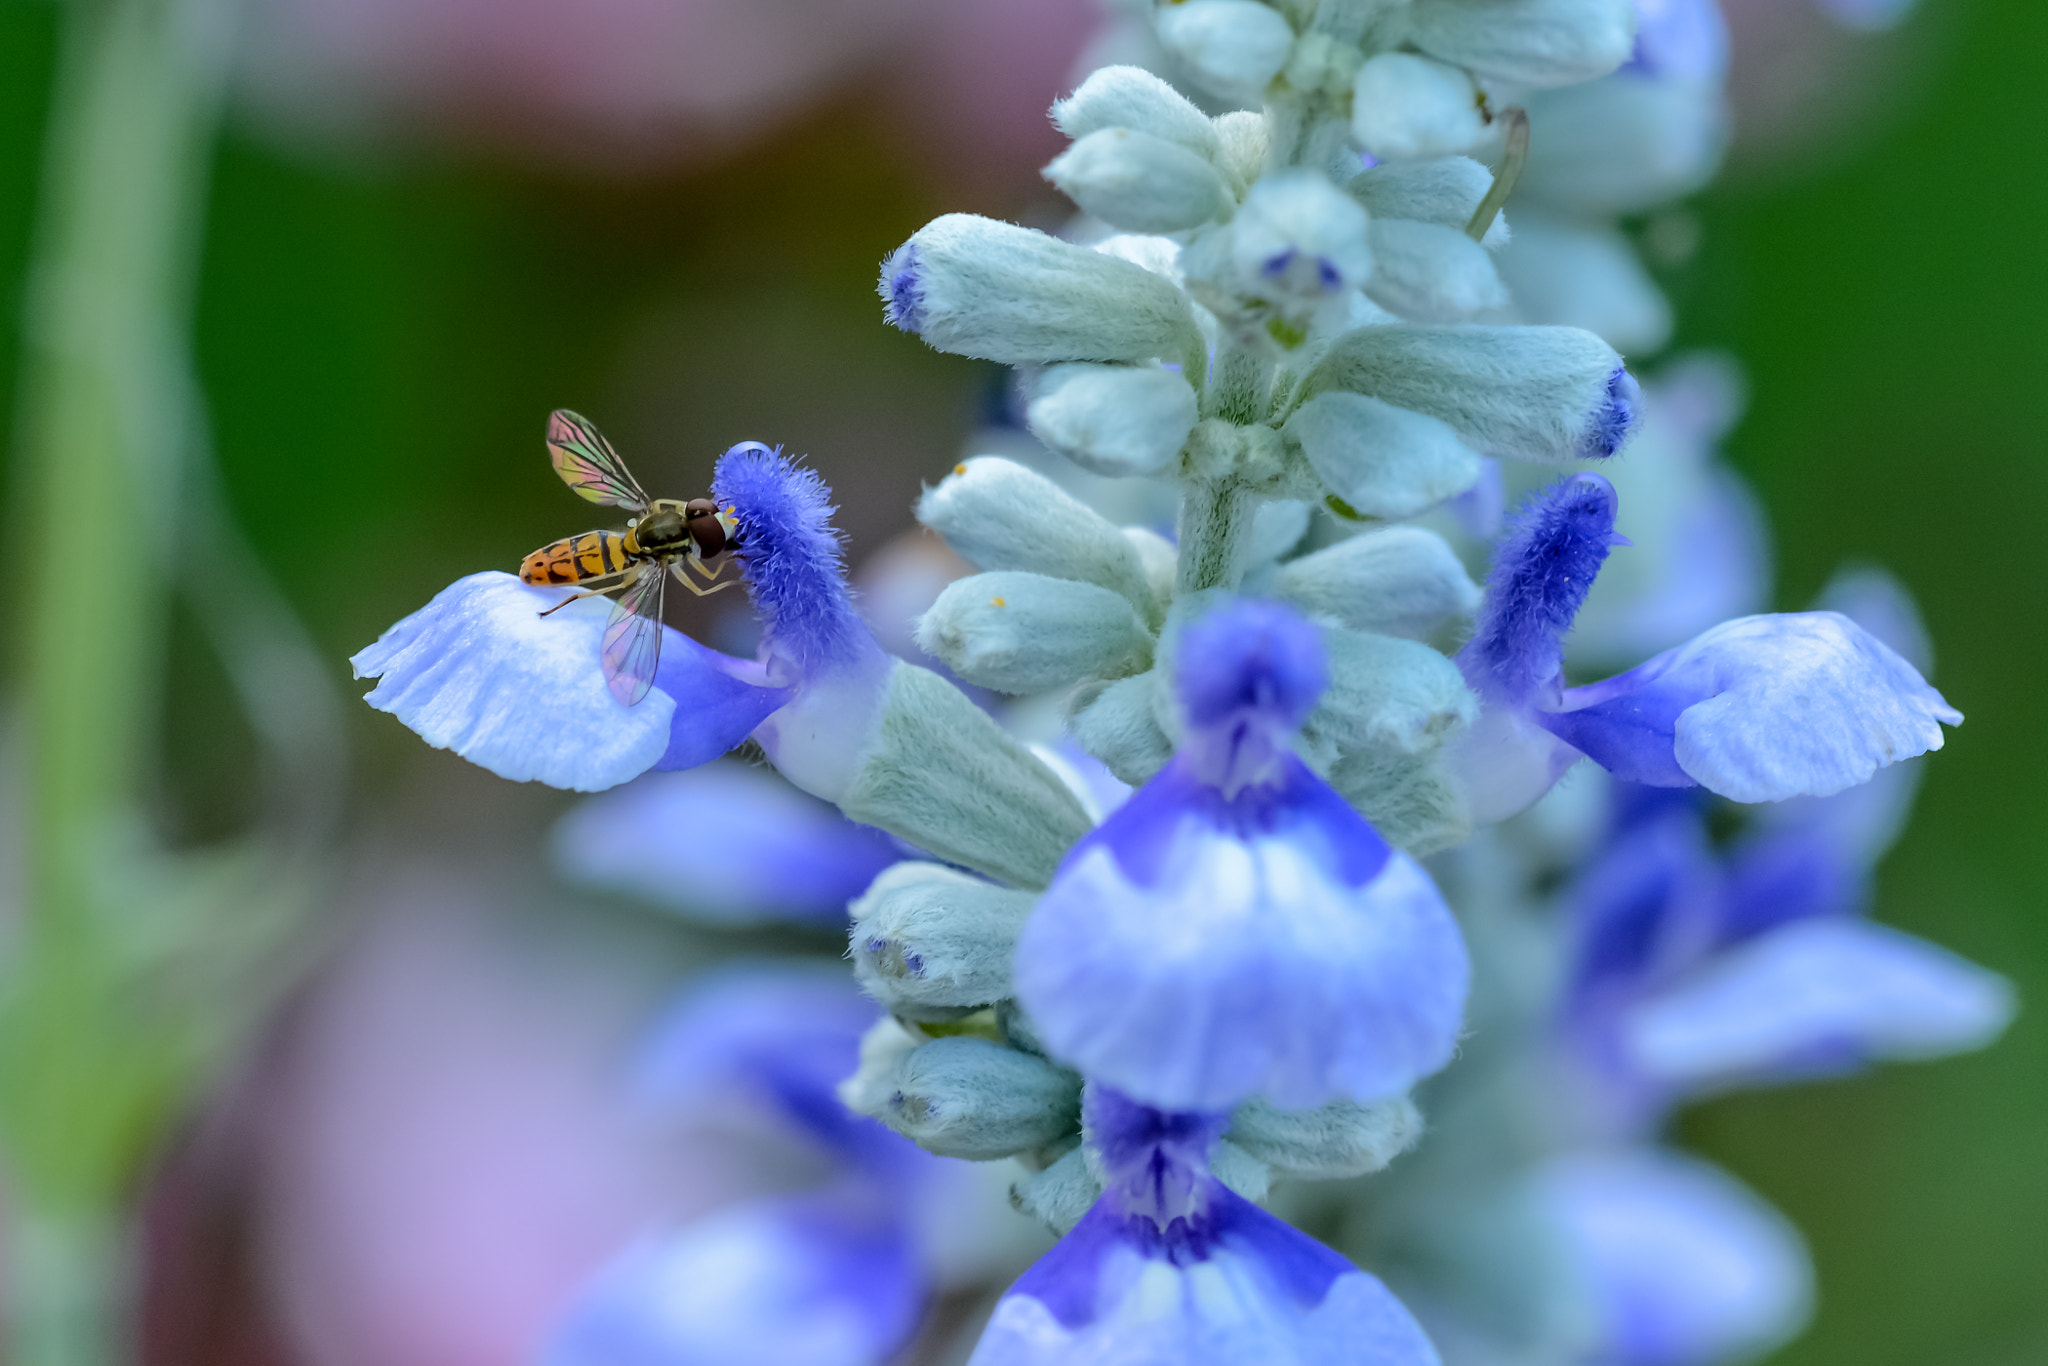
[551,763,903,927]
[542,966,938,1366]
[969,1087,1441,1366]
[546,1194,923,1366]
[1556,775,2012,1120]
[1618,915,2015,1093]
[354,444,894,794]
[1449,476,1961,820]
[1013,600,1470,1112]
[1543,611,1961,801]
[1528,1148,1812,1366]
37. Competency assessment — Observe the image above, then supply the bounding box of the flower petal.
[352,572,676,792]
[1532,1149,1811,1366]
[970,1179,1438,1366]
[543,1194,923,1366]
[1547,612,1961,801]
[1015,757,1469,1111]
[553,765,899,927]
[1621,917,2016,1090]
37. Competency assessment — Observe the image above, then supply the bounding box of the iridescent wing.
[601,564,666,707]
[547,409,649,511]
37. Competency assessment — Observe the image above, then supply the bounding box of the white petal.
[352,572,672,791]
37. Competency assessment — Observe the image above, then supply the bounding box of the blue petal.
[1014,756,1469,1111]
[1620,918,2016,1090]
[553,764,899,927]
[1543,612,1962,802]
[634,964,916,1171]
[544,1193,924,1366]
[1565,801,1720,1005]
[970,1177,1438,1366]
[1718,823,1863,940]
[650,632,794,771]
[1532,1150,1810,1366]
[351,572,675,792]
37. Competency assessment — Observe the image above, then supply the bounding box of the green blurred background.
[0,0,2040,1360]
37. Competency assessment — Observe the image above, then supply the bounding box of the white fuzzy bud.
[1364,218,1510,322]
[1395,0,1637,89]
[1230,170,1375,300]
[1307,625,1477,759]
[1328,747,1472,855]
[1350,157,1510,247]
[1303,324,1637,462]
[1351,54,1488,161]
[1065,671,1173,788]
[1210,110,1269,194]
[1155,0,1297,104]
[1027,362,1198,477]
[850,862,1037,1013]
[918,457,1160,622]
[916,571,1155,694]
[1283,391,1482,518]
[1046,128,1237,233]
[1051,65,1220,160]
[838,662,1092,889]
[1274,527,1483,639]
[838,1016,924,1116]
[871,1037,1082,1160]
[1012,1145,1099,1234]
[881,213,1201,366]
[1123,526,1179,612]
[1227,1096,1424,1179]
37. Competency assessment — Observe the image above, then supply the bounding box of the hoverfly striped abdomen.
[519,529,633,587]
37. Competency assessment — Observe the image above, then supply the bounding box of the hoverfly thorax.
[630,505,691,556]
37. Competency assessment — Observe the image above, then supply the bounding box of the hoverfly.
[518,410,740,707]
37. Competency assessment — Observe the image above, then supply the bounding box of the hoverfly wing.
[600,563,666,708]
[548,409,650,511]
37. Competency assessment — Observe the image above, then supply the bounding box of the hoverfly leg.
[670,559,738,598]
[536,577,626,617]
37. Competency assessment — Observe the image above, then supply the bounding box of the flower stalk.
[5,0,230,1358]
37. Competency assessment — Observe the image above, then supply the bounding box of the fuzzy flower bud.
[1351,53,1489,161]
[1045,128,1236,233]
[1154,0,1297,104]
[880,214,1202,366]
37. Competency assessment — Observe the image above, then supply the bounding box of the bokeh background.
[0,0,2041,1361]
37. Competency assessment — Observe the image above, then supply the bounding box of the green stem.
[1176,476,1258,596]
[5,0,226,1356]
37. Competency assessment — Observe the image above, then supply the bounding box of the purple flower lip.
[879,243,925,333]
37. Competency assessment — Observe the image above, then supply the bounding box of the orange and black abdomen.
[519,530,633,586]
